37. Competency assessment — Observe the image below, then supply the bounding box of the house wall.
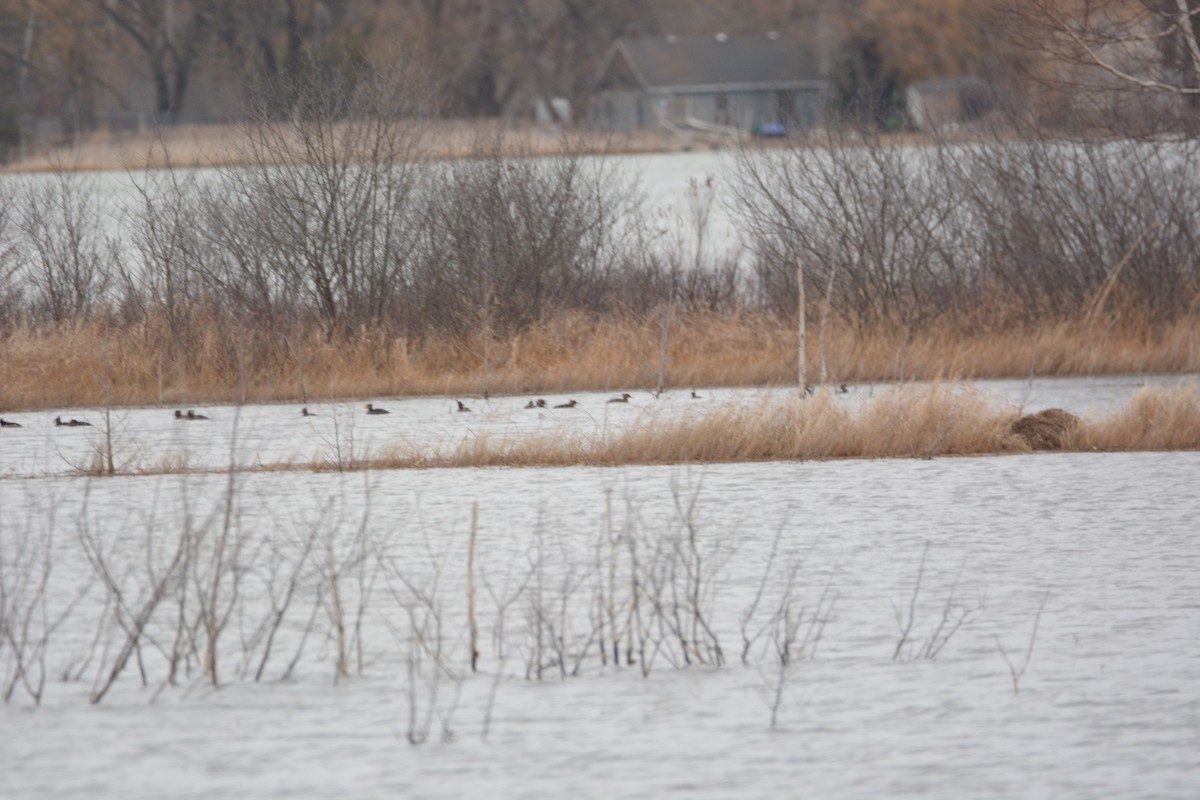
[678,89,822,131]
[593,90,643,131]
[594,88,824,133]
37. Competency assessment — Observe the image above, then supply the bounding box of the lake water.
[1,377,1198,798]
[0,374,1194,478]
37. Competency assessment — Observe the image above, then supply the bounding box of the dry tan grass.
[392,382,1200,467]
[327,382,1200,469]
[2,308,1198,413]
[1076,385,1200,451]
[1,120,685,174]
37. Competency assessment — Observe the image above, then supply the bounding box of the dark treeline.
[2,0,1199,147]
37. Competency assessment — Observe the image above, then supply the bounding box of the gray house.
[593,33,826,136]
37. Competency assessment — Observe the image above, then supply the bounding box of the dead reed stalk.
[2,309,1197,412]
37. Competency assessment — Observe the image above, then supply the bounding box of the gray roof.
[604,34,824,94]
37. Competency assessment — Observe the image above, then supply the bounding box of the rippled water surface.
[1,448,1198,799]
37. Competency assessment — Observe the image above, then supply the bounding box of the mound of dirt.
[1010,407,1081,450]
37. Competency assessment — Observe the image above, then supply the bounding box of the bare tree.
[1012,0,1200,131]
[93,0,209,117]
[202,54,432,338]
[13,171,113,323]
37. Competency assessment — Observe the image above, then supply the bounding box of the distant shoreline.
[0,120,713,174]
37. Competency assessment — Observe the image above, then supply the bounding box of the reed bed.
[1,121,678,174]
[356,383,1200,470]
[2,310,1197,413]
[450,385,1196,466]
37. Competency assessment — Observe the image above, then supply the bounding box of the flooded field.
[1,374,1194,478]
[2,412,1198,797]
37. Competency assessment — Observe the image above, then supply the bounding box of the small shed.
[593,33,826,136]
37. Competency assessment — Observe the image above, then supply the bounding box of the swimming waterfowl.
[174,410,185,420]
[553,399,577,409]
[0,418,21,428]
[607,393,632,403]
[301,407,317,416]
[838,383,849,394]
[457,400,471,413]
[366,403,390,415]
[56,416,92,427]
[690,390,702,399]
[187,410,210,421]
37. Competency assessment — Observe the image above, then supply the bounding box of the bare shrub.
[730,132,970,329]
[0,192,20,328]
[610,175,747,315]
[415,132,638,335]
[0,507,91,705]
[119,163,210,360]
[729,132,1200,328]
[951,138,1200,320]
[204,58,433,338]
[12,171,114,323]
[996,592,1050,696]
[892,543,977,661]
[78,498,195,703]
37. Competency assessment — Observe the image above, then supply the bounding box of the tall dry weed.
[2,309,1198,413]
[1078,385,1200,451]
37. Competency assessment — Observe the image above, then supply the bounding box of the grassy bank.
[0,120,681,174]
[348,383,1200,470]
[1,310,1197,413]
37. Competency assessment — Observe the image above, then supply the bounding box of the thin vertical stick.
[481,280,491,397]
[657,302,672,396]
[818,245,841,386]
[797,257,807,394]
[102,320,114,475]
[468,501,480,672]
[285,332,307,403]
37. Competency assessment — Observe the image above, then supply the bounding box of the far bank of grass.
[0,309,1195,417]
[1,310,1197,413]
[0,120,681,174]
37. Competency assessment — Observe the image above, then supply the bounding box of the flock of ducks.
[358,392,661,416]
[2,416,95,428]
[1,388,743,430]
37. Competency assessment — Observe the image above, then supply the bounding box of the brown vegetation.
[2,308,1197,413]
[0,121,681,175]
[320,383,1200,469]
[1010,408,1081,450]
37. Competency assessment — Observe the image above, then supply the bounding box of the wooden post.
[468,501,480,672]
[657,301,672,397]
[797,257,807,395]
